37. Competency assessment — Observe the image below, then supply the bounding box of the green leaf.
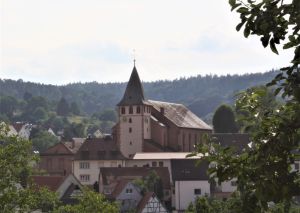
[274,87,282,96]
[228,0,236,7]
[244,26,251,38]
[237,7,249,14]
[231,3,242,11]
[236,20,246,31]
[270,38,279,54]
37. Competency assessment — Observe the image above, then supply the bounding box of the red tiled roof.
[31,176,65,191]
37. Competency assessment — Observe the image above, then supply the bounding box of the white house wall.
[221,179,237,193]
[73,160,125,185]
[175,180,210,211]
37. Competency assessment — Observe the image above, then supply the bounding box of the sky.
[0,0,293,85]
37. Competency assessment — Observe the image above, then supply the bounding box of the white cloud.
[0,0,294,84]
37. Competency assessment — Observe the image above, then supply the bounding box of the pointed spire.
[133,49,136,67]
[117,65,146,106]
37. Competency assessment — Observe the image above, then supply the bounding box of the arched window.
[121,107,125,114]
[136,106,140,114]
[129,106,133,114]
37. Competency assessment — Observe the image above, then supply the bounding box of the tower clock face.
[122,117,127,122]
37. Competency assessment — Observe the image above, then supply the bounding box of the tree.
[191,1,300,212]
[54,188,119,213]
[0,96,18,119]
[70,102,81,115]
[0,123,60,212]
[235,86,280,133]
[23,91,33,102]
[134,171,164,201]
[229,0,300,100]
[31,130,59,152]
[99,109,117,122]
[56,97,70,116]
[212,104,238,133]
[33,107,48,122]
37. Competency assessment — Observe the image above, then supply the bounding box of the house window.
[129,118,132,123]
[130,141,132,145]
[152,161,157,167]
[136,106,140,114]
[129,127,132,133]
[231,181,237,186]
[194,189,201,195]
[129,106,133,114]
[121,107,125,114]
[295,163,299,170]
[159,161,164,167]
[79,162,90,169]
[126,188,133,194]
[80,175,90,182]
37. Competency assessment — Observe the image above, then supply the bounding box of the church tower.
[117,64,151,158]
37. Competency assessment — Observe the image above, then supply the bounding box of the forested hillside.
[0,70,278,121]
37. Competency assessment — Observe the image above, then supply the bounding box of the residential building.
[31,174,83,204]
[126,152,201,181]
[39,141,82,176]
[8,122,32,139]
[136,192,168,213]
[171,159,210,211]
[73,137,126,185]
[99,167,171,205]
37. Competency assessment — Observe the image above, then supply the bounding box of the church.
[113,64,212,158]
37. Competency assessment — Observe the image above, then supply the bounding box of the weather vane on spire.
[133,49,136,66]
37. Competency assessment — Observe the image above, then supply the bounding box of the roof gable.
[136,192,167,213]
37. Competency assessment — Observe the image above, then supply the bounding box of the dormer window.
[136,106,140,114]
[129,106,133,114]
[121,107,125,114]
